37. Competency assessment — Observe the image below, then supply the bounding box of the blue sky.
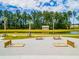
[1,0,79,12]
[0,0,79,24]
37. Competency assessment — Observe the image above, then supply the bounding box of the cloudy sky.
[0,0,79,24]
[0,0,79,12]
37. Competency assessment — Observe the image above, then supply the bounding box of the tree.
[48,11,55,29]
[63,12,71,29]
[54,12,71,29]
[15,10,21,29]
[3,17,7,30]
[42,11,52,25]
[0,9,72,29]
[2,10,9,30]
[0,10,3,18]
[31,11,42,29]
[72,11,77,28]
[21,11,27,28]
[76,16,79,27]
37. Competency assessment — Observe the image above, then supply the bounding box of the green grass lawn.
[3,33,79,40]
[4,36,33,40]
[0,29,79,33]
[0,29,79,40]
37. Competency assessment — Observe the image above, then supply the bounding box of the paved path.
[0,37,79,56]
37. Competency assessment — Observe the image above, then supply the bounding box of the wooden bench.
[53,40,75,48]
[53,36,61,40]
[36,37,43,40]
[4,40,12,48]
[67,40,75,48]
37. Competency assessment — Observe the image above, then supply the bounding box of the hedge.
[0,29,79,33]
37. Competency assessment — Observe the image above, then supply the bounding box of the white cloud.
[38,0,50,2]
[47,5,65,12]
[0,0,79,12]
[0,0,36,8]
[0,0,50,10]
[66,0,79,11]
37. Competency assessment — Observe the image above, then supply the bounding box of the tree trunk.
[29,23,31,37]
[4,20,7,30]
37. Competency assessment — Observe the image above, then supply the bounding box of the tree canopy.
[0,10,72,29]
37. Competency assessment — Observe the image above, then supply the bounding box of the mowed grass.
[0,29,79,33]
[3,33,79,40]
[4,36,34,40]
[0,29,79,40]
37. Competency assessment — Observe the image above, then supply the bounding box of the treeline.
[0,10,72,29]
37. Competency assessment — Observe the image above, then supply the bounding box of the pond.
[70,32,79,34]
[53,31,79,34]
